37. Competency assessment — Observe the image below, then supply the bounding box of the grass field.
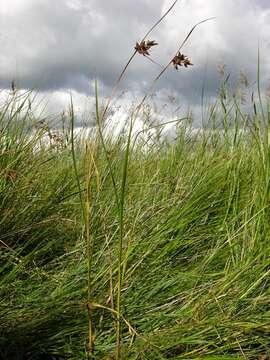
[0,78,270,360]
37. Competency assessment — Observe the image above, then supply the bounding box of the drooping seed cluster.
[134,40,193,70]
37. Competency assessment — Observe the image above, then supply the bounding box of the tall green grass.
[0,75,270,359]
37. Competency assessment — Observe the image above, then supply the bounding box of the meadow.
[1,2,270,358]
[0,73,270,360]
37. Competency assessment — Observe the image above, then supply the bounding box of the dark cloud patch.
[0,0,167,94]
[0,0,269,112]
[252,0,270,9]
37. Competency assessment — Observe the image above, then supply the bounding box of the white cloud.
[0,0,34,15]
[161,0,270,67]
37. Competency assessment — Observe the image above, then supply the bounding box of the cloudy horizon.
[0,0,270,124]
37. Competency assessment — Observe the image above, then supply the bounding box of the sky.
[0,0,270,125]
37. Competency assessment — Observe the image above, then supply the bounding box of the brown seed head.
[172,52,193,70]
[135,40,158,56]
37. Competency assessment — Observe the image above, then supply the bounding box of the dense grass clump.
[0,86,270,360]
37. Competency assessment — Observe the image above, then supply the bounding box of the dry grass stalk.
[100,0,179,124]
[87,6,214,360]
[132,17,215,120]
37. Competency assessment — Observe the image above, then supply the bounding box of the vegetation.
[1,1,270,359]
[0,74,270,360]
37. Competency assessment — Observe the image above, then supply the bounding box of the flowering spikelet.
[172,52,193,70]
[135,40,158,56]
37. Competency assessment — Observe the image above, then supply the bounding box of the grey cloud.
[0,0,269,112]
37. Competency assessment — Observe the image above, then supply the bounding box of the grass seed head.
[172,52,193,70]
[135,40,158,56]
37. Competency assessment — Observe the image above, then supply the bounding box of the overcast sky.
[0,0,270,122]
